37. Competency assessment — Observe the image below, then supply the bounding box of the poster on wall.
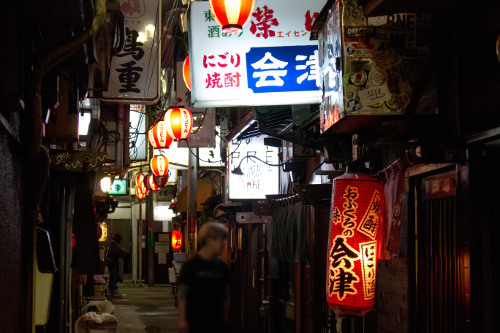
[102,0,161,104]
[318,0,433,133]
[228,135,280,200]
[189,0,326,107]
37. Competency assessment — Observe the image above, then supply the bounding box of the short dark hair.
[197,223,228,248]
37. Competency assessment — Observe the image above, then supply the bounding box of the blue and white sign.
[189,0,326,107]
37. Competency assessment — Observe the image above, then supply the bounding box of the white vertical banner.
[103,0,161,104]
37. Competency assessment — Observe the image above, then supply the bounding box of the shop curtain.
[271,201,307,262]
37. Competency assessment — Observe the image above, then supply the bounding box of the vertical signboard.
[102,0,161,104]
[189,0,326,107]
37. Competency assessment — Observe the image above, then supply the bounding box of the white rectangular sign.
[102,0,161,104]
[228,135,280,200]
[189,0,326,107]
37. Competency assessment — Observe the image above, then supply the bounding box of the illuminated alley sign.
[228,135,280,200]
[189,0,326,107]
[103,0,160,103]
[327,174,384,316]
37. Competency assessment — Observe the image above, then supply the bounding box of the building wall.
[0,133,27,331]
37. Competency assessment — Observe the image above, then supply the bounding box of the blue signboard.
[246,45,319,94]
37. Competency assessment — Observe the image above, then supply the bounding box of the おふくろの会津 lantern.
[327,173,385,316]
[164,107,193,140]
[209,0,255,34]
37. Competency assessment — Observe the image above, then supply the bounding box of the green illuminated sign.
[108,179,127,195]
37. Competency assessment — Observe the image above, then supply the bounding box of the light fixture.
[150,156,169,177]
[79,112,91,136]
[327,173,384,316]
[148,121,173,148]
[164,107,193,140]
[209,0,256,34]
[146,175,160,191]
[98,222,108,242]
[136,173,147,194]
[171,230,183,250]
[183,56,191,91]
[100,176,113,193]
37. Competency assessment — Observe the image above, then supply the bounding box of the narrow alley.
[2,0,500,332]
[112,283,178,333]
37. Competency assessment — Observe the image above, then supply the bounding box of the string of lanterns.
[138,106,193,200]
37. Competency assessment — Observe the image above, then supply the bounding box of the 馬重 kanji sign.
[189,0,325,107]
[103,0,161,104]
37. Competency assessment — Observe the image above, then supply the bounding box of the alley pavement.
[110,282,179,332]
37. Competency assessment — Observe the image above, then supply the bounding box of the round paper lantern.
[136,186,146,200]
[164,107,193,140]
[147,175,160,191]
[183,56,191,91]
[326,173,384,316]
[150,156,169,177]
[153,175,169,188]
[148,121,173,148]
[100,176,112,193]
[136,173,147,194]
[171,230,183,250]
[209,0,255,34]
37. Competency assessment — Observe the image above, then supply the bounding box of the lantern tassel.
[336,316,343,333]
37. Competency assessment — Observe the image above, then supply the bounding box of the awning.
[176,178,216,213]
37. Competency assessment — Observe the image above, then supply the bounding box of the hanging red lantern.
[136,185,146,200]
[148,121,173,148]
[326,173,385,316]
[171,230,183,250]
[136,173,147,194]
[147,175,160,191]
[183,56,191,91]
[164,107,193,140]
[153,175,169,188]
[209,0,255,34]
[150,156,169,177]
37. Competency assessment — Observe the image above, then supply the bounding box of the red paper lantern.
[136,173,147,194]
[150,156,169,177]
[326,173,384,316]
[209,0,255,34]
[171,230,183,250]
[136,185,146,200]
[148,121,173,148]
[183,56,191,91]
[146,175,160,191]
[153,175,169,188]
[164,107,193,140]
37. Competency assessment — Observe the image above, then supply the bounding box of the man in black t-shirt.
[177,222,230,333]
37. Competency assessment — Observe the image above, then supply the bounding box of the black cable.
[238,155,286,168]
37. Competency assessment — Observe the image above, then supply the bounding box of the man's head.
[197,222,228,256]
[113,233,122,243]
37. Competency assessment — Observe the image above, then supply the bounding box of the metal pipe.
[187,148,198,258]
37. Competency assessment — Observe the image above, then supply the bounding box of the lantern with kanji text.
[326,173,384,316]
[209,0,255,34]
[171,230,183,250]
[164,107,193,140]
[148,121,173,148]
[150,156,169,177]
[136,184,147,200]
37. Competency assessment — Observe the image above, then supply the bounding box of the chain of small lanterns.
[134,106,193,200]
